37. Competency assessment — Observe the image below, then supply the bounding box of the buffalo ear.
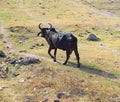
[48,23,52,29]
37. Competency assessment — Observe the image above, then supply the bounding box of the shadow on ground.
[80,65,117,79]
[57,61,117,79]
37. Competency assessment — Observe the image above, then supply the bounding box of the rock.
[13,72,20,77]
[18,56,40,65]
[29,46,34,49]
[3,41,7,43]
[86,33,100,41]
[6,57,18,64]
[0,50,6,58]
[54,100,59,102]
[0,74,7,78]
[100,43,103,46]
[35,43,44,46]
[19,78,25,83]
[6,56,40,65]
[0,87,3,91]
[42,13,46,15]
[14,64,20,69]
[105,27,110,31]
[19,50,27,53]
[56,92,69,99]
[19,41,23,44]
[108,0,113,4]
[43,98,48,102]
[24,98,30,102]
[0,67,9,73]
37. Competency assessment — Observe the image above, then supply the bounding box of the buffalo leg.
[53,48,57,62]
[48,47,54,59]
[74,48,80,68]
[63,50,72,65]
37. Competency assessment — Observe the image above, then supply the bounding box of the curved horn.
[37,32,41,36]
[48,23,52,29]
[38,23,42,29]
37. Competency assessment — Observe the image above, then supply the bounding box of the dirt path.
[99,44,120,55]
[19,0,35,18]
[93,9,117,17]
[79,43,120,56]
[19,0,49,24]
[0,24,16,53]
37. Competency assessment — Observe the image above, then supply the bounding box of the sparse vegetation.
[0,0,120,102]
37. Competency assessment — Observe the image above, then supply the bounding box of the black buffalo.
[37,23,80,67]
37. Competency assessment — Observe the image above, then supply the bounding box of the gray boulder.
[6,56,40,65]
[18,56,40,65]
[86,33,100,41]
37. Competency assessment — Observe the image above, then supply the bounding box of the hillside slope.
[0,0,120,102]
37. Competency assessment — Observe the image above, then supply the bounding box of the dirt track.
[0,24,16,52]
[19,0,49,24]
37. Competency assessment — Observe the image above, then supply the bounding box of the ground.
[0,0,120,102]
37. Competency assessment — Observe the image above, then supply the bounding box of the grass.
[0,0,120,101]
[86,0,120,16]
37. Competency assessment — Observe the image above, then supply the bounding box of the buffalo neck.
[43,31,50,44]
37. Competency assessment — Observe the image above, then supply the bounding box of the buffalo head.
[37,23,49,37]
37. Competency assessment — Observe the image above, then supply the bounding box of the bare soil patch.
[0,25,16,52]
[8,26,34,34]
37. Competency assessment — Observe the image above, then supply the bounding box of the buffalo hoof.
[63,62,66,65]
[77,64,80,68]
[54,59,56,62]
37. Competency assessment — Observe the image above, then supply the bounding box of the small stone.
[19,50,26,53]
[105,27,110,31]
[29,46,34,49]
[14,64,20,69]
[0,87,3,91]
[100,43,103,46]
[33,87,37,91]
[54,100,59,102]
[56,92,69,99]
[5,57,18,64]
[1,67,9,73]
[108,0,113,4]
[13,72,20,77]
[19,78,25,83]
[0,74,7,78]
[19,41,23,44]
[44,98,48,102]
[39,43,44,46]
[0,50,6,58]
[24,98,30,102]
[3,41,7,43]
